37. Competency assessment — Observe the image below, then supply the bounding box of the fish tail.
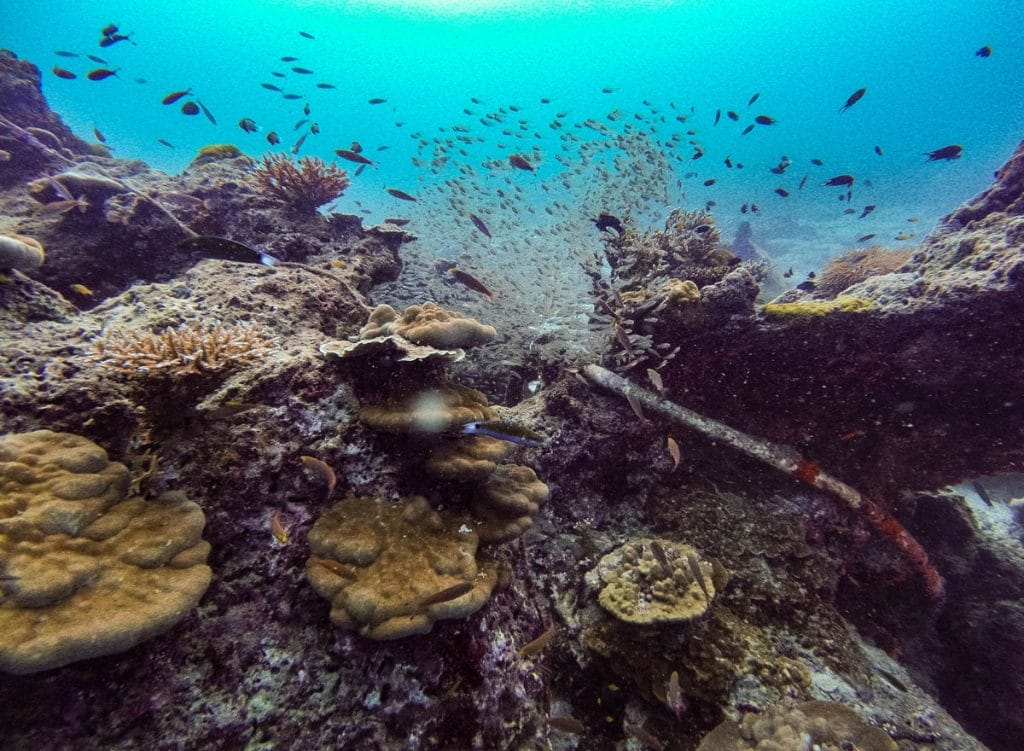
[259,253,279,267]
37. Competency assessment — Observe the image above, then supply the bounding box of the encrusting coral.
[696,700,897,751]
[93,321,275,377]
[252,153,349,215]
[0,431,211,675]
[590,537,721,625]
[762,296,875,317]
[306,495,497,640]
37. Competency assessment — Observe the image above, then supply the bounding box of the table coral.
[306,495,497,639]
[359,302,496,349]
[591,537,719,625]
[0,430,211,675]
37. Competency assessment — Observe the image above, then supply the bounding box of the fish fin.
[259,253,280,267]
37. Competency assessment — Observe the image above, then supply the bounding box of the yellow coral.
[306,496,496,639]
[0,431,211,675]
[762,296,875,317]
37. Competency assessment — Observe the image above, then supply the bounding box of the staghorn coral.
[252,153,349,215]
[0,431,211,675]
[306,495,497,640]
[93,321,275,377]
[696,700,896,751]
[816,246,913,297]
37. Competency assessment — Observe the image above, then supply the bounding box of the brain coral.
[0,431,211,675]
[359,302,496,349]
[306,495,497,639]
[591,537,719,625]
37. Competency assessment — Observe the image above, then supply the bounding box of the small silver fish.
[686,553,711,604]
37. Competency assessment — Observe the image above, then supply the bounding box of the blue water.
[3,0,1023,271]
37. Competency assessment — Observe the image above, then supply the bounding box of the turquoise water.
[4,0,1023,269]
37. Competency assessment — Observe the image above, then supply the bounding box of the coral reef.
[251,153,349,215]
[0,431,211,675]
[93,321,275,378]
[306,495,497,639]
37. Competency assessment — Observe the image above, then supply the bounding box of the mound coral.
[359,383,496,435]
[589,537,723,625]
[93,321,275,377]
[0,233,44,270]
[696,700,896,751]
[359,302,497,349]
[0,431,211,675]
[817,246,913,297]
[252,153,349,215]
[306,495,497,640]
[190,143,250,168]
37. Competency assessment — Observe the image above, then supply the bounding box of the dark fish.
[469,213,491,239]
[971,480,993,506]
[714,108,721,125]
[197,100,217,125]
[156,138,175,149]
[304,102,311,115]
[282,93,302,100]
[649,540,671,570]
[238,117,258,133]
[350,141,362,152]
[292,130,309,154]
[448,267,492,297]
[86,54,108,63]
[52,66,77,79]
[316,82,336,89]
[367,97,387,104]
[292,66,313,74]
[824,174,855,187]
[354,164,366,176]
[260,82,283,91]
[134,77,147,84]
[783,267,793,278]
[859,204,876,218]
[796,280,816,291]
[266,131,280,145]
[703,178,716,186]
[874,144,883,156]
[162,89,191,104]
[924,144,963,161]
[386,187,417,201]
[748,92,760,106]
[686,553,711,604]
[299,30,315,39]
[54,50,79,57]
[93,126,106,143]
[754,114,776,125]
[726,110,738,120]
[86,68,118,80]
[181,101,200,115]
[593,212,623,234]
[100,33,132,47]
[741,124,754,135]
[509,153,534,171]
[178,236,279,266]
[419,581,474,607]
[100,23,118,36]
[857,233,876,243]
[775,188,789,197]
[310,122,319,135]
[280,56,299,61]
[724,156,733,168]
[798,174,808,190]
[335,149,374,165]
[384,217,410,226]
[460,420,542,446]
[975,45,992,57]
[293,118,309,130]
[601,86,615,93]
[270,71,286,77]
[811,158,824,165]
[839,87,867,113]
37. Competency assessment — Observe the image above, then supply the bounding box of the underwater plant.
[252,153,349,215]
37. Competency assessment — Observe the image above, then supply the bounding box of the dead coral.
[817,246,913,297]
[252,153,349,215]
[93,321,275,377]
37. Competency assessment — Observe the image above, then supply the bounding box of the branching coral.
[93,321,275,377]
[817,246,913,297]
[252,153,349,215]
